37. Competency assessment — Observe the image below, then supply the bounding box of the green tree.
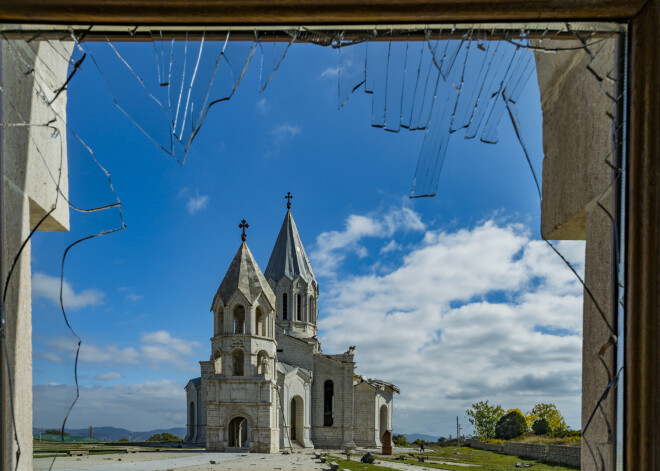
[118,437,129,442]
[392,434,408,446]
[466,401,505,438]
[532,418,552,436]
[495,410,527,439]
[531,403,566,432]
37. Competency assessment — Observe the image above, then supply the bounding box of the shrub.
[392,434,408,446]
[532,418,552,436]
[495,410,527,440]
[147,433,182,442]
[118,437,129,442]
[44,429,69,436]
[553,429,581,439]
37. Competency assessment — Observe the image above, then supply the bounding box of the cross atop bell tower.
[285,192,293,210]
[239,219,249,242]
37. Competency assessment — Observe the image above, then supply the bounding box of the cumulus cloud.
[271,123,301,144]
[316,217,585,436]
[311,206,426,277]
[38,331,202,372]
[32,272,104,310]
[33,380,185,430]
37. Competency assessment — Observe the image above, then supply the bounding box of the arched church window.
[257,350,269,375]
[324,380,334,426]
[215,308,224,336]
[256,307,267,336]
[297,294,302,321]
[232,349,244,376]
[282,293,288,320]
[233,305,245,334]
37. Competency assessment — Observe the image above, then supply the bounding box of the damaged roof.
[212,242,276,309]
[264,210,316,284]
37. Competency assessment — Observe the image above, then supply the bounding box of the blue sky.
[30,38,584,437]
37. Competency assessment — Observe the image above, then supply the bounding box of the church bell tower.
[264,192,319,340]
[204,219,279,452]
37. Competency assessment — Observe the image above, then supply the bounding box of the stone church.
[184,197,399,452]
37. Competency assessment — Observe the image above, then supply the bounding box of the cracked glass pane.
[0,22,627,471]
[74,31,255,164]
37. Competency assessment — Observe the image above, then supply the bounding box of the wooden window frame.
[0,1,657,467]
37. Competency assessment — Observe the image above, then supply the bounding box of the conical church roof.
[264,210,316,284]
[213,242,276,309]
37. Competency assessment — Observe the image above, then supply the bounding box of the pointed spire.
[212,242,276,310]
[264,206,315,284]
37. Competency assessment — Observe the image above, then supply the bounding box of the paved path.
[34,452,245,471]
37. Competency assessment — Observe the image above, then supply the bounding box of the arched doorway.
[380,404,388,440]
[290,396,304,445]
[228,416,248,447]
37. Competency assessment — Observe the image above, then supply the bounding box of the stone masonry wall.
[467,439,580,468]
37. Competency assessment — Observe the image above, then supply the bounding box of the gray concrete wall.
[535,38,616,471]
[2,38,72,471]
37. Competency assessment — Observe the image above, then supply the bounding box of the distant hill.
[403,433,439,443]
[33,426,187,442]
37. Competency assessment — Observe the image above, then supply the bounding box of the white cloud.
[95,372,122,381]
[311,206,426,276]
[33,380,185,430]
[316,217,586,436]
[38,330,202,372]
[141,330,202,358]
[256,97,268,114]
[320,66,340,79]
[271,123,301,144]
[380,240,401,254]
[185,192,209,215]
[32,272,104,310]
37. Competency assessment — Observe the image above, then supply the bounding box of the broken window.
[0,21,627,471]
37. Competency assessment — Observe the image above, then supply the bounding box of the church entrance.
[290,396,304,445]
[228,416,248,448]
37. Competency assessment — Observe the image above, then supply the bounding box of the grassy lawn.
[33,441,191,458]
[329,446,578,471]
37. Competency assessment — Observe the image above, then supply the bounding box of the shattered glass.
[0,22,626,471]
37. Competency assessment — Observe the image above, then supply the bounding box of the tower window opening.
[233,305,245,334]
[282,293,288,320]
[256,307,267,336]
[297,294,302,321]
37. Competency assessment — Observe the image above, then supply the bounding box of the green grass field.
[331,446,578,470]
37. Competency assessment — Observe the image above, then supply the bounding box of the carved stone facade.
[185,207,398,452]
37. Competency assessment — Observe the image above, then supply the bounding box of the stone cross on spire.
[239,219,249,242]
[285,192,293,209]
